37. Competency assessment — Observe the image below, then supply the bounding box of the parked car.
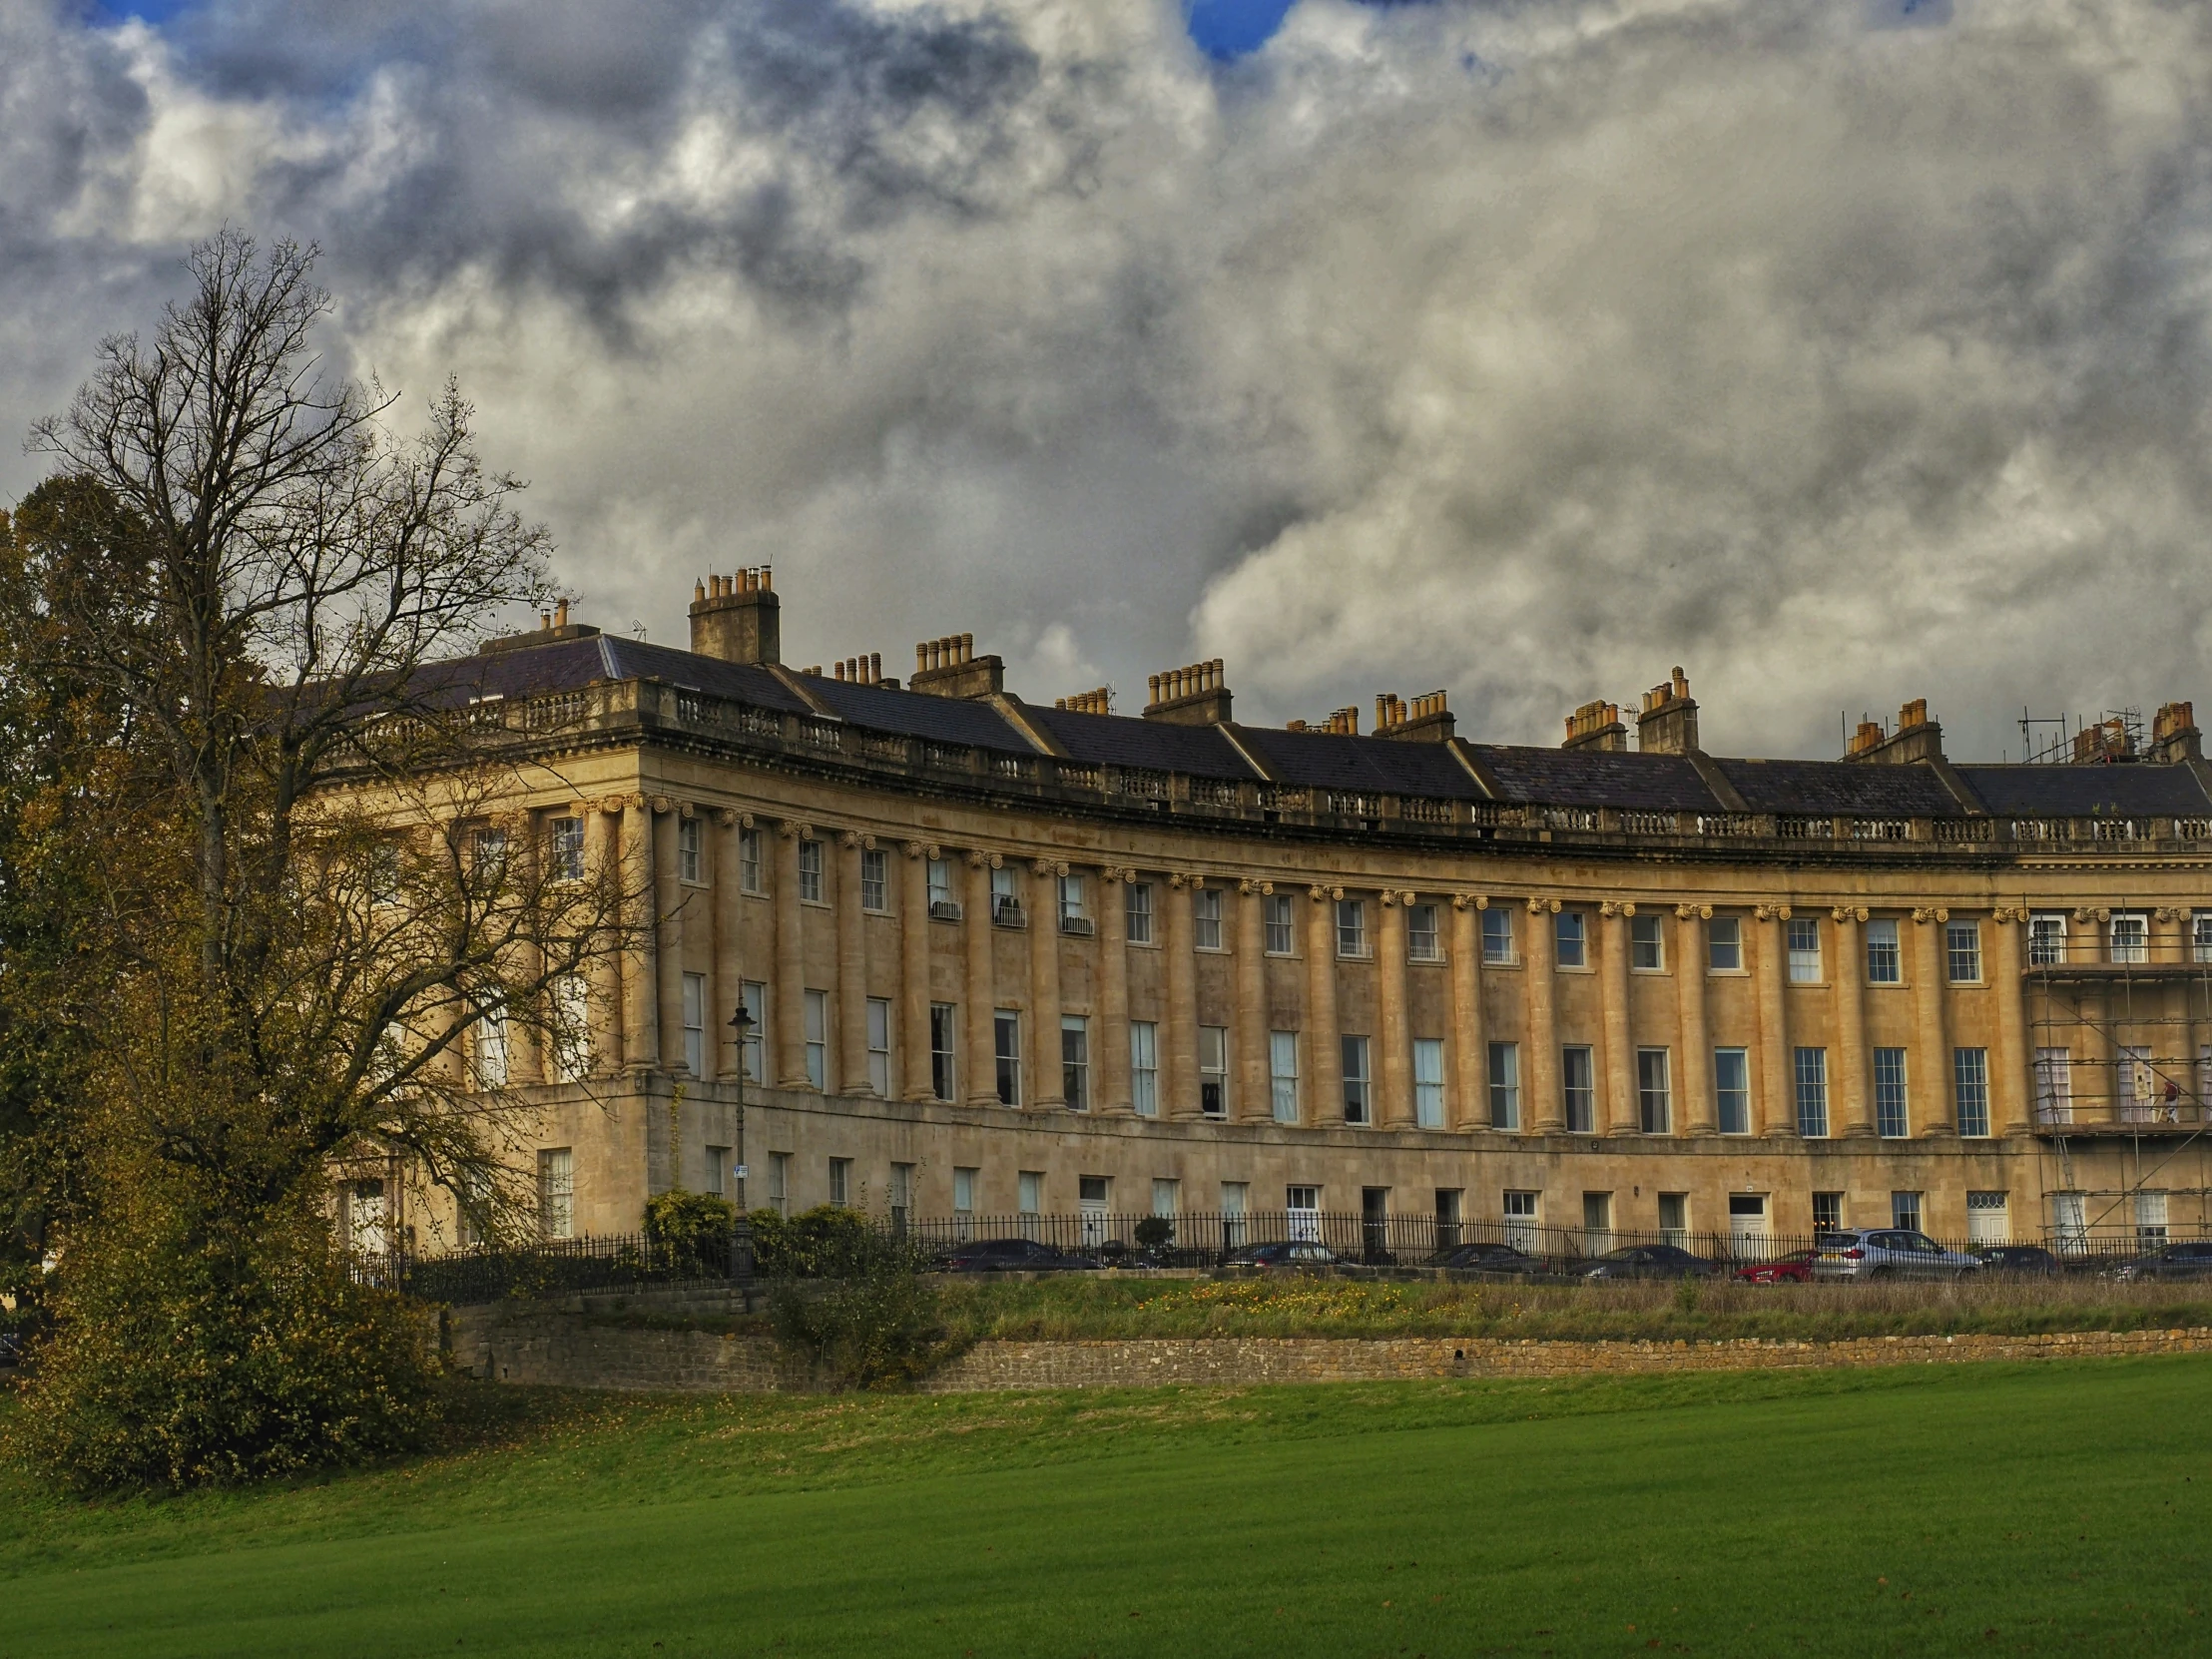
[1812,1229,1981,1281]
[1581,1244,1719,1281]
[1221,1240,1338,1269]
[936,1238,1094,1273]
[1734,1249,1818,1285]
[1429,1241,1542,1275]
[1973,1244,2061,1278]
[2105,1241,2212,1281]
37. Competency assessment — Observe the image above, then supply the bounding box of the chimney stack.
[689,566,780,665]
[482,594,598,656]
[1635,667,1700,755]
[1840,697,1946,766]
[1055,687,1113,716]
[909,632,1004,700]
[1375,689,1455,743]
[1143,658,1233,726]
[2072,717,2135,765]
[1562,699,1627,753]
[2153,701,2202,765]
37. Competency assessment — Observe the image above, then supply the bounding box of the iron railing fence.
[893,1211,2210,1273]
[355,1215,2209,1304]
[349,1226,752,1305]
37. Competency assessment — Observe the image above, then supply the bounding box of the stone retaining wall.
[444,1307,2212,1394]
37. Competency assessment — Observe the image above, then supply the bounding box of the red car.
[1734,1249,1817,1284]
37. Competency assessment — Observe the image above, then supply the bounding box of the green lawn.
[4,1359,2210,1656]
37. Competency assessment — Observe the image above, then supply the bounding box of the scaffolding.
[2024,906,2212,1250]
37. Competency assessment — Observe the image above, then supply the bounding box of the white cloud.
[7,0,2212,759]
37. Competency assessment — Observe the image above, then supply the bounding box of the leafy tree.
[6,232,632,1487]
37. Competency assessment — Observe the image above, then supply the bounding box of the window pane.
[1787,918,1821,982]
[1265,893,1295,954]
[1952,1046,1990,1137]
[1131,1020,1158,1117]
[1126,882,1154,944]
[1946,920,1982,983]
[994,1011,1021,1106]
[1268,1030,1299,1124]
[1636,1048,1671,1134]
[1341,1035,1371,1124]
[1714,1047,1750,1135]
[1555,911,1586,967]
[1874,1047,1910,1137]
[1707,915,1742,971]
[1412,1037,1444,1129]
[1487,1041,1520,1131]
[1630,914,1664,970]
[1337,899,1367,957]
[1562,1045,1595,1133]
[1795,1047,1829,1138]
[1866,918,1900,984]
[1481,907,1514,964]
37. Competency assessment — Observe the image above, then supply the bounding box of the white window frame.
[1554,909,1587,968]
[1057,872,1088,928]
[1946,919,1983,983]
[1061,1015,1090,1111]
[537,1148,575,1240]
[1130,1020,1159,1116]
[1481,907,1515,965]
[804,989,828,1091]
[474,999,510,1090]
[1264,893,1295,955]
[1706,914,1742,972]
[1487,1040,1520,1130]
[1794,1046,1830,1138]
[1714,1046,1750,1135]
[1406,903,1441,963]
[550,972,590,1083]
[2028,911,2065,966]
[1336,898,1368,959]
[1874,1046,1910,1138]
[739,827,764,894]
[860,847,889,912]
[1786,916,1822,983]
[1953,1046,1990,1138]
[994,1009,1022,1106]
[1193,887,1224,951]
[1562,1044,1595,1133]
[929,1002,957,1101]
[1269,1030,1299,1124]
[1199,1024,1229,1117]
[677,815,703,885]
[798,837,826,904]
[681,972,706,1077]
[1636,1047,1672,1134]
[1412,1037,1445,1129]
[866,998,891,1095]
[829,1156,851,1207]
[2109,912,2149,965]
[1865,917,1902,985]
[547,815,585,883]
[1341,1034,1372,1124]
[1629,913,1664,971]
[1501,1189,1539,1254]
[1126,881,1156,945]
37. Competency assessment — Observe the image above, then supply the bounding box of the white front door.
[1966,1191,2010,1247]
[1728,1194,1769,1260]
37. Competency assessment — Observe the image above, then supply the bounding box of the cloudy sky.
[6,0,2212,760]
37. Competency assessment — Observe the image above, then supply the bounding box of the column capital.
[1755,903,1792,921]
[1911,905,1949,923]
[2073,905,2109,923]
[839,830,876,850]
[1989,905,2024,924]
[1380,888,1400,907]
[713,807,746,829]
[777,819,812,840]
[1171,871,1208,889]
[1674,902,1712,919]
[1450,892,1487,911]
[1526,895,1560,914]
[1831,904,1868,923]
[596,795,630,816]
[649,795,675,815]
[1097,864,1133,884]
[2155,905,2187,922]
[1599,899,1636,918]
[902,839,938,859]
[1239,877,1275,895]
[678,801,697,820]
[965,848,1002,869]
[1031,857,1068,877]
[1311,883,1345,903]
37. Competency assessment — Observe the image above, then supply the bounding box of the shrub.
[760,1207,947,1388]
[1133,1216,1174,1252]
[644,1188,737,1274]
[11,1187,438,1493]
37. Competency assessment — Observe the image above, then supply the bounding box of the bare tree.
[26,230,624,1240]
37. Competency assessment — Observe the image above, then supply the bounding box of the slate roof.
[1228,727,1483,798]
[1470,746,1721,812]
[441,632,2212,821]
[1955,765,2212,818]
[1714,758,1965,817]
[1028,705,1261,780]
[794,672,1030,752]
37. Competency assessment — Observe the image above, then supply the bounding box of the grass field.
[4,1358,2211,1657]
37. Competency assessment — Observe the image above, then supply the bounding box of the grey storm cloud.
[5,0,2212,760]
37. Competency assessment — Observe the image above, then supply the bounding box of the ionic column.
[1599,901,1635,1135]
[773,821,810,1088]
[515,811,548,1086]
[586,801,623,1075]
[1099,867,1133,1113]
[1234,879,1271,1124]
[838,831,872,1096]
[1379,889,1413,1129]
[1028,859,1066,1108]
[1755,905,1793,1136]
[1834,906,1874,1136]
[653,800,686,1072]
[1449,895,1487,1130]
[1913,907,1952,1136]
[712,811,746,1078]
[2078,906,2121,1123]
[899,842,935,1100]
[1677,905,1715,1135]
[1526,897,1562,1132]
[622,797,660,1073]
[1307,885,1345,1124]
[963,851,999,1106]
[1991,908,2031,1134]
[1165,873,1201,1118]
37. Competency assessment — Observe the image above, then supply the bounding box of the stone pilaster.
[712,810,748,1078]
[1676,904,1714,1135]
[838,831,873,1095]
[1236,878,1272,1124]
[1378,889,1413,1129]
[622,797,660,1073]
[1913,907,1952,1136]
[1754,904,1793,1136]
[1098,867,1134,1113]
[1028,858,1067,1108]
[1525,897,1562,1132]
[1307,884,1345,1125]
[773,821,811,1088]
[964,850,1000,1107]
[1599,900,1635,1135]
[1833,906,1874,1136]
[1165,873,1201,1119]
[1990,907,2031,1134]
[899,841,935,1100]
[1449,895,1487,1131]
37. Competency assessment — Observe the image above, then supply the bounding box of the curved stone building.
[359,571,2212,1256]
